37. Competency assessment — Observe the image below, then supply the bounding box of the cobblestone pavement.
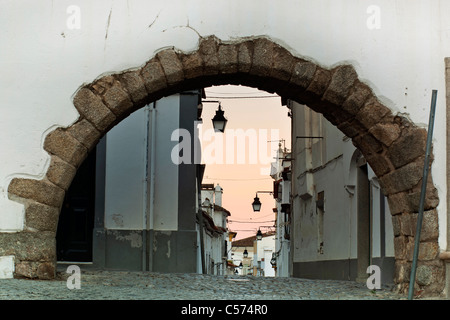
[0,268,407,301]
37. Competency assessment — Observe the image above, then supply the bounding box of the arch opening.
[5,36,442,296]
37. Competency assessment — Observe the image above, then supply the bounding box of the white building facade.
[254,232,276,277]
[289,101,395,285]
[269,143,291,277]
[198,184,231,275]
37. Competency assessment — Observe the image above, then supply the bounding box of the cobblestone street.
[0,268,405,301]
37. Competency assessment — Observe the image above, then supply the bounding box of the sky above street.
[200,85,291,240]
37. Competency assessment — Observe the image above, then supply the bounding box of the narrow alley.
[0,268,403,300]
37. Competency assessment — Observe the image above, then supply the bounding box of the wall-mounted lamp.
[202,100,228,133]
[252,194,262,212]
[212,103,227,133]
[243,249,248,258]
[256,229,263,241]
[252,191,273,212]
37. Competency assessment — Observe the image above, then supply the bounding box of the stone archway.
[4,36,443,296]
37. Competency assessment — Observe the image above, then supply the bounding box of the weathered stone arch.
[4,36,443,296]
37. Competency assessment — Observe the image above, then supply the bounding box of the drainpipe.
[142,107,149,272]
[408,90,437,300]
[148,103,156,269]
[344,184,355,280]
[143,103,157,272]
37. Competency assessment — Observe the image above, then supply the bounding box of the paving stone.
[0,269,405,300]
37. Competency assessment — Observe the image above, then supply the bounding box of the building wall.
[199,185,229,275]
[291,102,395,283]
[270,145,291,278]
[255,235,276,277]
[93,93,200,271]
[203,231,225,275]
[104,106,150,231]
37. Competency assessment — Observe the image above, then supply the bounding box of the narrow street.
[0,269,403,300]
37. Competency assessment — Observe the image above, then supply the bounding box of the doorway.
[356,159,371,282]
[56,150,96,262]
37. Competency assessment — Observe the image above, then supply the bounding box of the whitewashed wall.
[104,96,180,231]
[255,235,276,276]
[292,102,395,263]
[104,106,149,230]
[1,0,449,250]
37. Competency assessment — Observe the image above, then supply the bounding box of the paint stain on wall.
[110,230,143,248]
[111,214,124,227]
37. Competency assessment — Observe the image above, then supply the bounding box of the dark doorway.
[356,161,371,282]
[56,150,96,262]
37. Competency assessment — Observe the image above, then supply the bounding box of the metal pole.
[408,89,438,300]
[197,182,206,274]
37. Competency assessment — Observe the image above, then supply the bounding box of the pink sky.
[200,85,291,240]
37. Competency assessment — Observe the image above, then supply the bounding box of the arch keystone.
[198,36,220,76]
[250,37,275,78]
[237,40,254,74]
[218,42,239,75]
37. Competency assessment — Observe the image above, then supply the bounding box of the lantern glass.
[252,195,262,212]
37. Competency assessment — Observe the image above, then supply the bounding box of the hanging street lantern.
[252,194,262,212]
[212,103,227,133]
[256,229,263,241]
[251,191,272,212]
